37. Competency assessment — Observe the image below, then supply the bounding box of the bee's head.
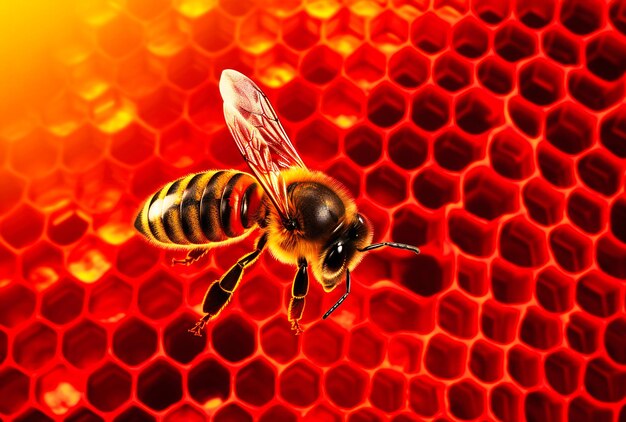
[319,213,372,292]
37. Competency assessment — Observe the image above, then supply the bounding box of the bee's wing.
[220,69,306,221]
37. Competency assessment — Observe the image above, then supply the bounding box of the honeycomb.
[0,0,626,420]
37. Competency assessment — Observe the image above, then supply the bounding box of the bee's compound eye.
[324,242,346,273]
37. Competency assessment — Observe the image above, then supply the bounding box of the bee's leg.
[189,234,267,336]
[288,258,309,335]
[172,247,209,266]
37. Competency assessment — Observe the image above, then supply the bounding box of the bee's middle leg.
[172,247,208,266]
[189,234,268,336]
[288,258,309,335]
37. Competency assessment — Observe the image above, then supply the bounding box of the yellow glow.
[304,0,341,19]
[97,222,135,245]
[43,382,81,415]
[203,398,223,409]
[173,0,218,18]
[68,249,112,283]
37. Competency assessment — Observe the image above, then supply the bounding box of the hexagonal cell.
[611,0,626,34]
[542,27,581,66]
[137,87,184,130]
[137,360,183,411]
[389,47,429,89]
[545,349,583,395]
[166,48,210,91]
[63,319,107,369]
[449,210,497,257]
[433,52,472,92]
[520,307,562,350]
[302,320,346,366]
[13,321,57,371]
[412,168,459,210]
[560,0,605,35]
[490,128,534,180]
[260,316,299,364]
[212,314,256,363]
[448,379,486,420]
[369,10,407,49]
[508,96,543,138]
[41,281,84,325]
[494,22,537,62]
[47,206,90,247]
[457,256,488,297]
[391,205,443,247]
[9,130,58,178]
[116,49,162,98]
[508,345,542,387]
[549,225,593,273]
[611,197,626,244]
[165,313,207,364]
[60,125,108,173]
[138,271,182,319]
[584,357,626,403]
[65,406,104,422]
[452,17,488,58]
[281,11,321,51]
[477,56,515,96]
[116,237,160,279]
[235,358,275,407]
[525,391,565,421]
[394,252,453,298]
[425,333,466,379]
[515,0,555,28]
[348,325,385,369]
[499,216,548,268]
[346,44,385,85]
[304,405,341,422]
[110,123,155,167]
[604,316,626,365]
[481,300,520,344]
[237,11,279,54]
[0,204,44,249]
[438,291,478,339]
[343,125,382,167]
[368,369,405,413]
[597,235,626,279]
[192,10,235,53]
[112,317,157,366]
[295,118,339,163]
[0,283,35,328]
[523,178,565,227]
[410,12,449,54]
[578,149,623,197]
[237,275,281,321]
[214,403,252,422]
[324,9,366,55]
[455,88,503,135]
[96,15,142,58]
[301,45,342,85]
[568,69,625,111]
[469,339,503,383]
[88,275,132,322]
[576,271,621,317]
[535,267,574,314]
[472,0,510,23]
[600,105,626,158]
[15,408,54,422]
[370,289,435,334]
[275,80,318,123]
[260,405,297,422]
[115,406,155,422]
[366,82,406,128]
[187,83,224,132]
[258,45,299,88]
[365,164,407,208]
[408,376,444,417]
[0,367,29,415]
[388,335,422,374]
[464,167,518,221]
[537,143,576,188]
[567,312,601,354]
[321,78,364,128]
[188,358,230,407]
[325,363,368,409]
[411,85,450,132]
[279,360,321,407]
[546,102,596,156]
[434,129,483,172]
[0,169,24,215]
[388,125,428,170]
[491,258,533,305]
[491,383,523,422]
[519,59,565,106]
[568,397,613,422]
[87,363,131,412]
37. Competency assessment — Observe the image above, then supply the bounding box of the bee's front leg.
[288,258,308,335]
[172,247,208,266]
[189,234,267,336]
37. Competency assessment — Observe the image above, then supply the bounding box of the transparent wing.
[220,69,307,221]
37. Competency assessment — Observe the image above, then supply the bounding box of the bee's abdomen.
[134,171,263,246]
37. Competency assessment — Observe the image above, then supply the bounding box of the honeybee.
[134,70,419,335]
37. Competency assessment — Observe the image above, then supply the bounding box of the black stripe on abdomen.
[220,173,244,237]
[199,171,228,242]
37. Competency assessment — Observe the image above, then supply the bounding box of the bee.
[134,69,419,335]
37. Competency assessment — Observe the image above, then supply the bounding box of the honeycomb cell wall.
[0,0,626,421]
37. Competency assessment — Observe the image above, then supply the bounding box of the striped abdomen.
[134,170,264,247]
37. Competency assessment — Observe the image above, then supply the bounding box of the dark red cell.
[494,22,537,62]
[535,267,574,314]
[568,397,614,422]
[260,317,299,364]
[600,105,626,157]
[578,149,623,197]
[388,125,428,170]
[410,12,450,54]
[164,313,206,364]
[0,367,29,415]
[525,391,565,422]
[546,102,596,155]
[411,85,451,131]
[481,300,520,344]
[545,349,583,395]
[567,188,606,234]
[469,340,504,383]
[491,383,523,422]
[550,225,594,273]
[448,379,486,420]
[344,125,383,167]
[542,27,581,65]
[576,271,621,317]
[537,143,576,188]
[394,253,453,298]
[519,59,564,106]
[388,335,422,373]
[477,56,515,95]
[425,334,466,379]
[516,0,556,28]
[212,314,256,363]
[188,358,230,406]
[365,164,407,207]
[584,358,626,402]
[325,364,368,409]
[434,129,484,172]
[0,204,44,249]
[276,80,317,123]
[464,167,518,221]
[449,210,497,257]
[452,17,488,58]
[604,316,626,365]
[438,291,478,339]
[519,307,561,350]
[490,128,534,180]
[508,345,542,388]
[348,325,385,369]
[560,0,605,35]
[568,69,625,111]
[389,47,429,88]
[280,360,320,407]
[499,216,548,268]
[457,256,488,297]
[367,82,405,128]
[523,178,565,227]
[391,205,442,247]
[408,376,444,417]
[87,363,132,412]
[433,52,472,92]
[302,321,345,366]
[346,45,385,85]
[473,0,510,23]
[455,89,503,135]
[63,320,107,369]
[597,235,626,279]
[370,369,405,413]
[567,312,601,354]
[235,358,275,407]
[370,289,435,333]
[295,118,339,163]
[137,271,182,320]
[13,321,57,371]
[301,46,341,85]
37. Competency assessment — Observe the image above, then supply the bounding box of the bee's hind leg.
[189,234,268,336]
[172,247,208,266]
[288,258,309,335]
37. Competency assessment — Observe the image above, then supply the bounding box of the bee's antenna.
[323,269,351,319]
[358,242,420,254]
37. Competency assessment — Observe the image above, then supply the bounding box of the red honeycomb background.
[1,0,626,420]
